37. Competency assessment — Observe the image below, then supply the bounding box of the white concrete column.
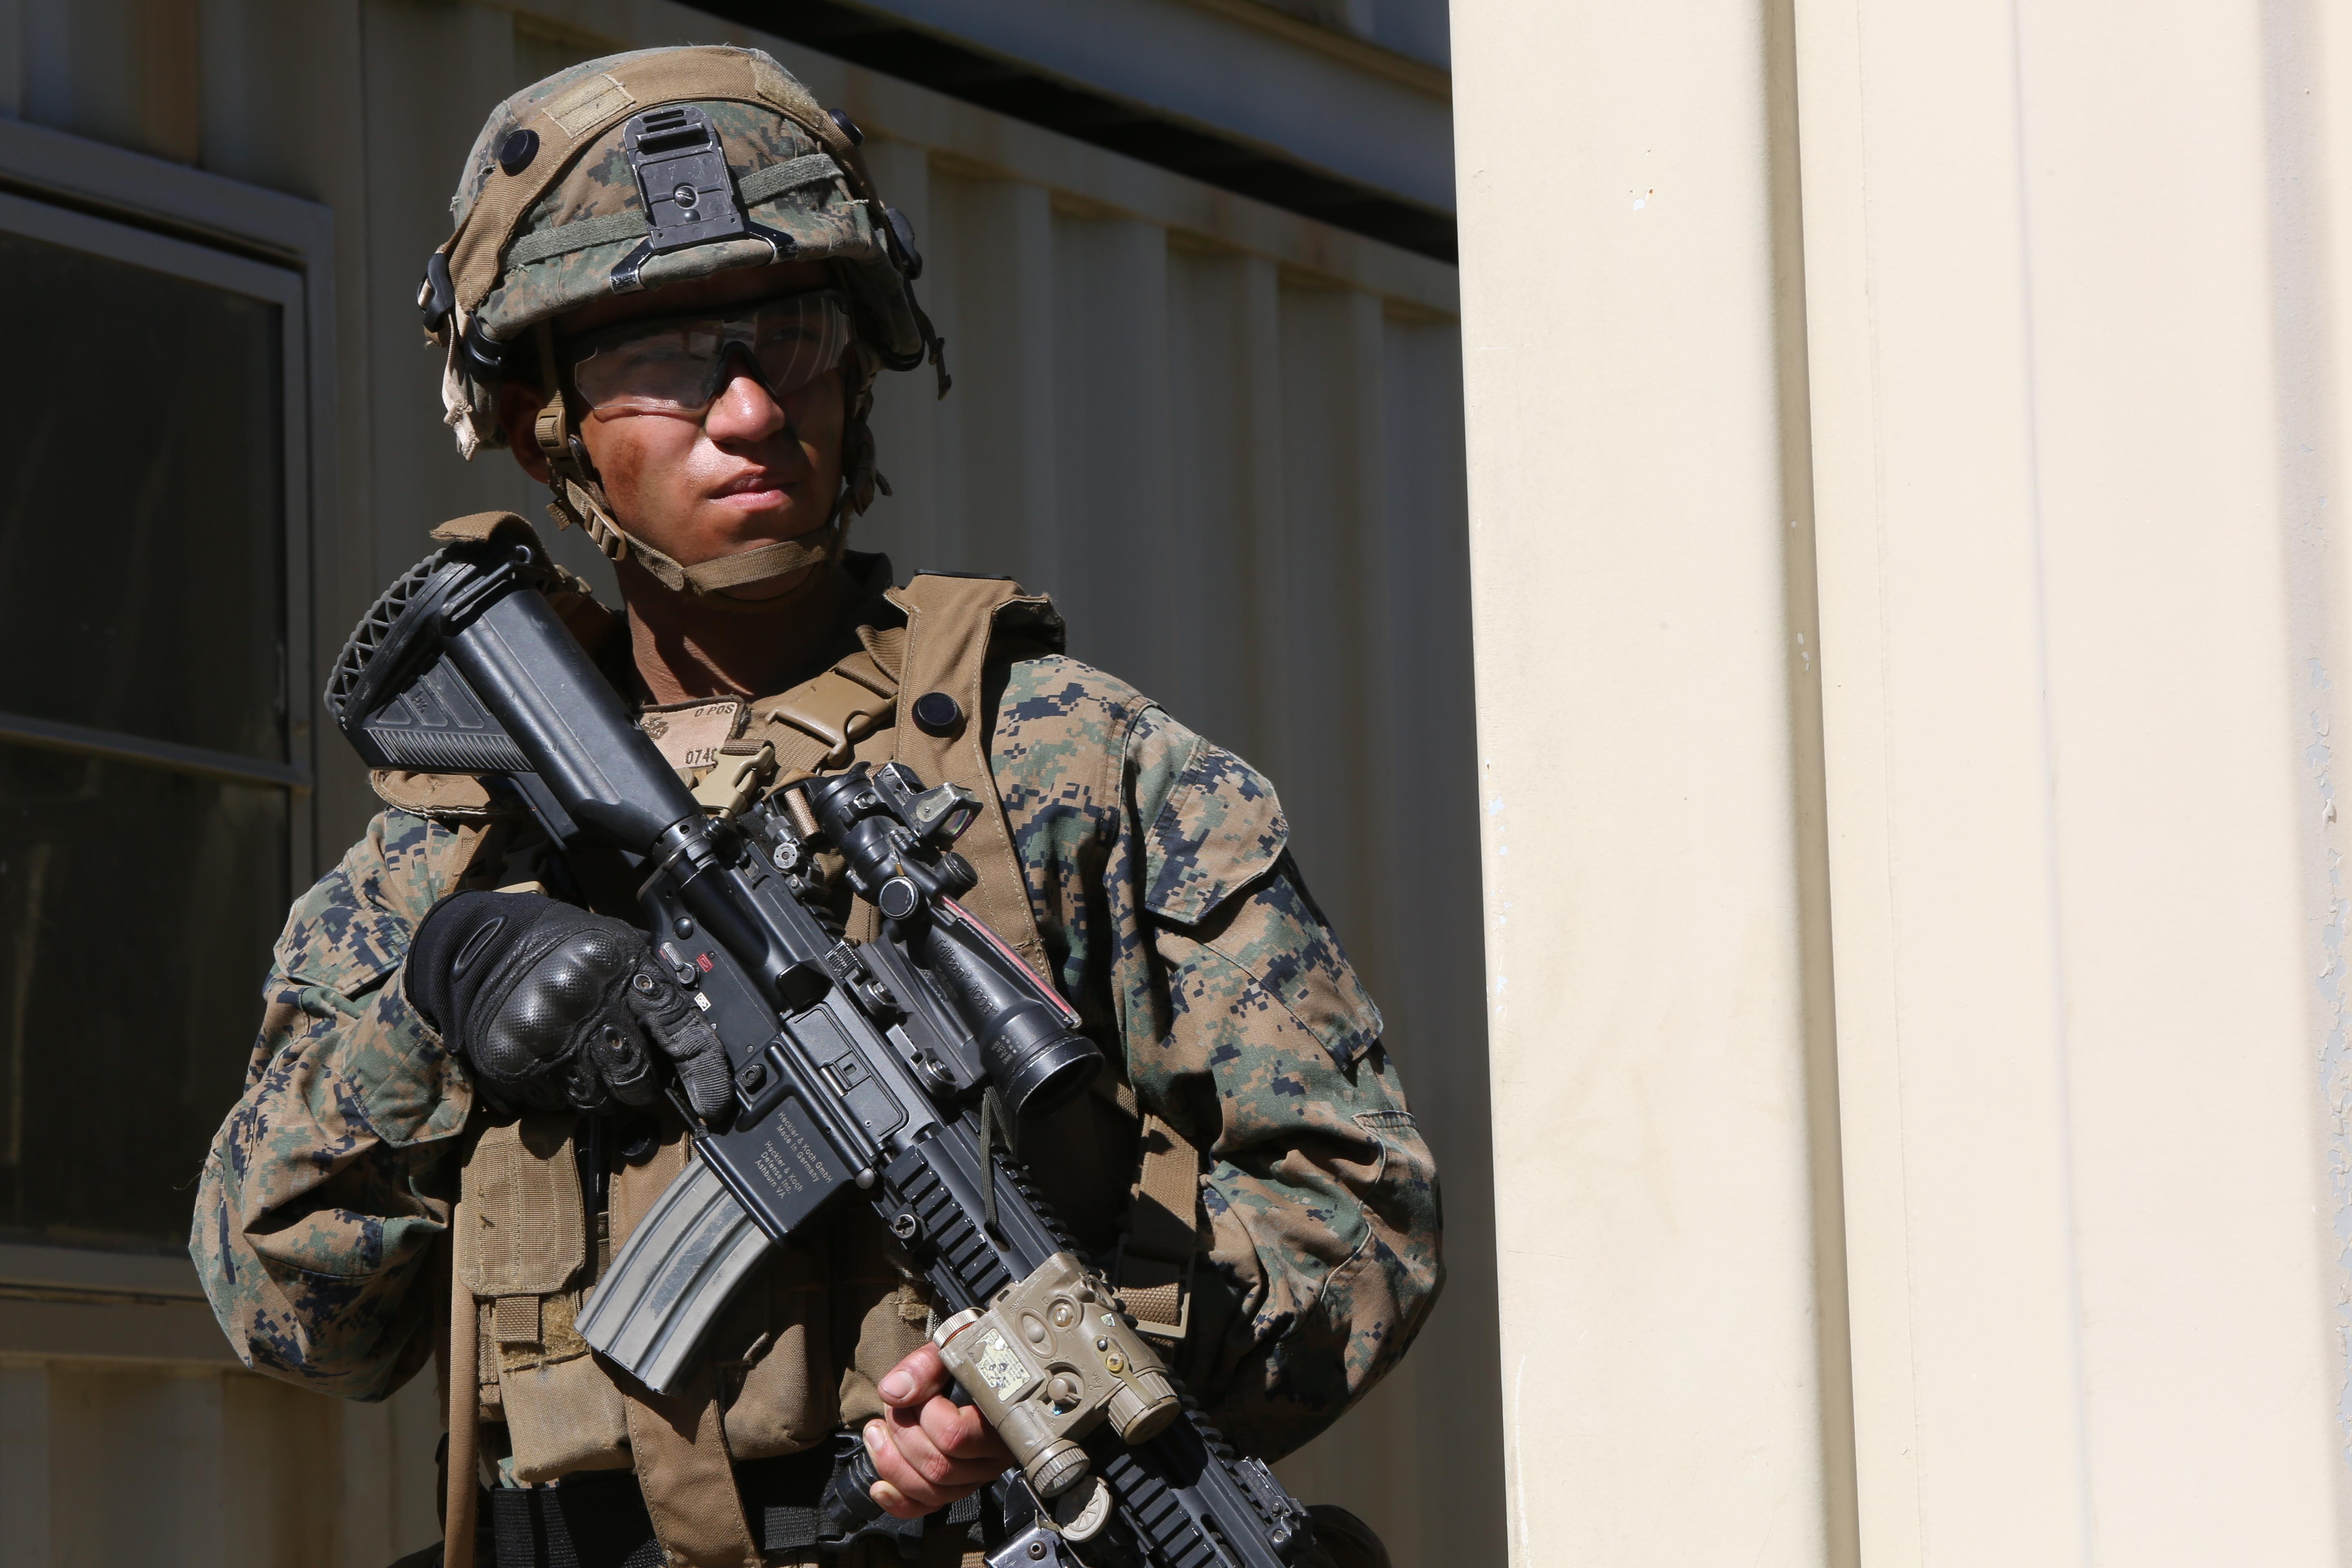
[1792,1,2348,1561]
[1452,2,1841,1563]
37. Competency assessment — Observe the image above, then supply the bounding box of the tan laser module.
[933,1251,1183,1498]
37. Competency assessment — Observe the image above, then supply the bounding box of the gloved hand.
[406,891,733,1117]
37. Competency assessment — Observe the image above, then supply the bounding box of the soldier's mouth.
[710,474,791,510]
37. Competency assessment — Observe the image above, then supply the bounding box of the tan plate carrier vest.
[408,514,1207,1568]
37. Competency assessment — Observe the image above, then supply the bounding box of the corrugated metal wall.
[0,2,1498,1564]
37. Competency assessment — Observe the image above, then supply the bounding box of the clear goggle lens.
[568,291,853,417]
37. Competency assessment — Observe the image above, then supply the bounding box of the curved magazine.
[577,1153,770,1395]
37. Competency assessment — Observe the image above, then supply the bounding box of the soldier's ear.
[496,378,553,483]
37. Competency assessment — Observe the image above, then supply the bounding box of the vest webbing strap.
[1099,1078,1205,1337]
[1122,1115,1204,1331]
[879,576,1055,976]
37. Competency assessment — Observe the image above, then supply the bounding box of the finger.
[670,1045,732,1120]
[864,1414,1002,1508]
[884,1401,1001,1488]
[918,1392,1012,1463]
[864,1419,936,1514]
[868,1477,922,1522]
[876,1343,951,1408]
[864,1424,990,1518]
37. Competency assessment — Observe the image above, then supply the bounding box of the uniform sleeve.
[1111,707,1443,1460]
[189,807,479,1401]
[993,654,1443,1461]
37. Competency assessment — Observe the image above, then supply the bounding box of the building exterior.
[0,2,1493,1564]
[1462,1,2352,1563]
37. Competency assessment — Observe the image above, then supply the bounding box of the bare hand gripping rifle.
[326,540,1319,1568]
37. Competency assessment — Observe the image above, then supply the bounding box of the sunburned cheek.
[587,421,696,534]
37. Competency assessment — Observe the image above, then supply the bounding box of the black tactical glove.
[406,891,732,1118]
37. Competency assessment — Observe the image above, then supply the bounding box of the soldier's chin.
[717,563,820,602]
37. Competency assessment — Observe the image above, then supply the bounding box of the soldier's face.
[500,261,847,601]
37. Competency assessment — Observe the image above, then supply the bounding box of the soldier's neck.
[621,558,860,705]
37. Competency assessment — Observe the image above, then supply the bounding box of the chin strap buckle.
[531,324,630,559]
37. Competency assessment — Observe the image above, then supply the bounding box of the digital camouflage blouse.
[192,647,1442,1463]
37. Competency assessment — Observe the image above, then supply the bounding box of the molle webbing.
[454,1117,586,1305]
[1123,1116,1204,1332]
[449,1114,592,1568]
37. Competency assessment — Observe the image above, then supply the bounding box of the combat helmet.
[419,45,944,597]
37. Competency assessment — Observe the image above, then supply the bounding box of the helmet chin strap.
[532,324,848,608]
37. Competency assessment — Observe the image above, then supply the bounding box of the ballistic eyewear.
[567,290,853,419]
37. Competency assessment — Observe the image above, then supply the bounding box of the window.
[0,189,311,1252]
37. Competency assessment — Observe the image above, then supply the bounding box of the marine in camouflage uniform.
[190,43,1439,1568]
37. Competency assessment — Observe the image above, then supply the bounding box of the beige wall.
[0,2,1496,1565]
[1459,0,2352,1563]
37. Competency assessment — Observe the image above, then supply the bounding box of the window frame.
[0,187,315,811]
[0,118,335,1327]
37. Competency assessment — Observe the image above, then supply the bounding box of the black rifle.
[326,540,1317,1568]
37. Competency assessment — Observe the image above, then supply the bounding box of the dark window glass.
[0,222,292,1251]
[0,747,286,1245]
[0,229,285,761]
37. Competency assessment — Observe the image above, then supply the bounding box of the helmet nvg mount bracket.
[610,104,793,292]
